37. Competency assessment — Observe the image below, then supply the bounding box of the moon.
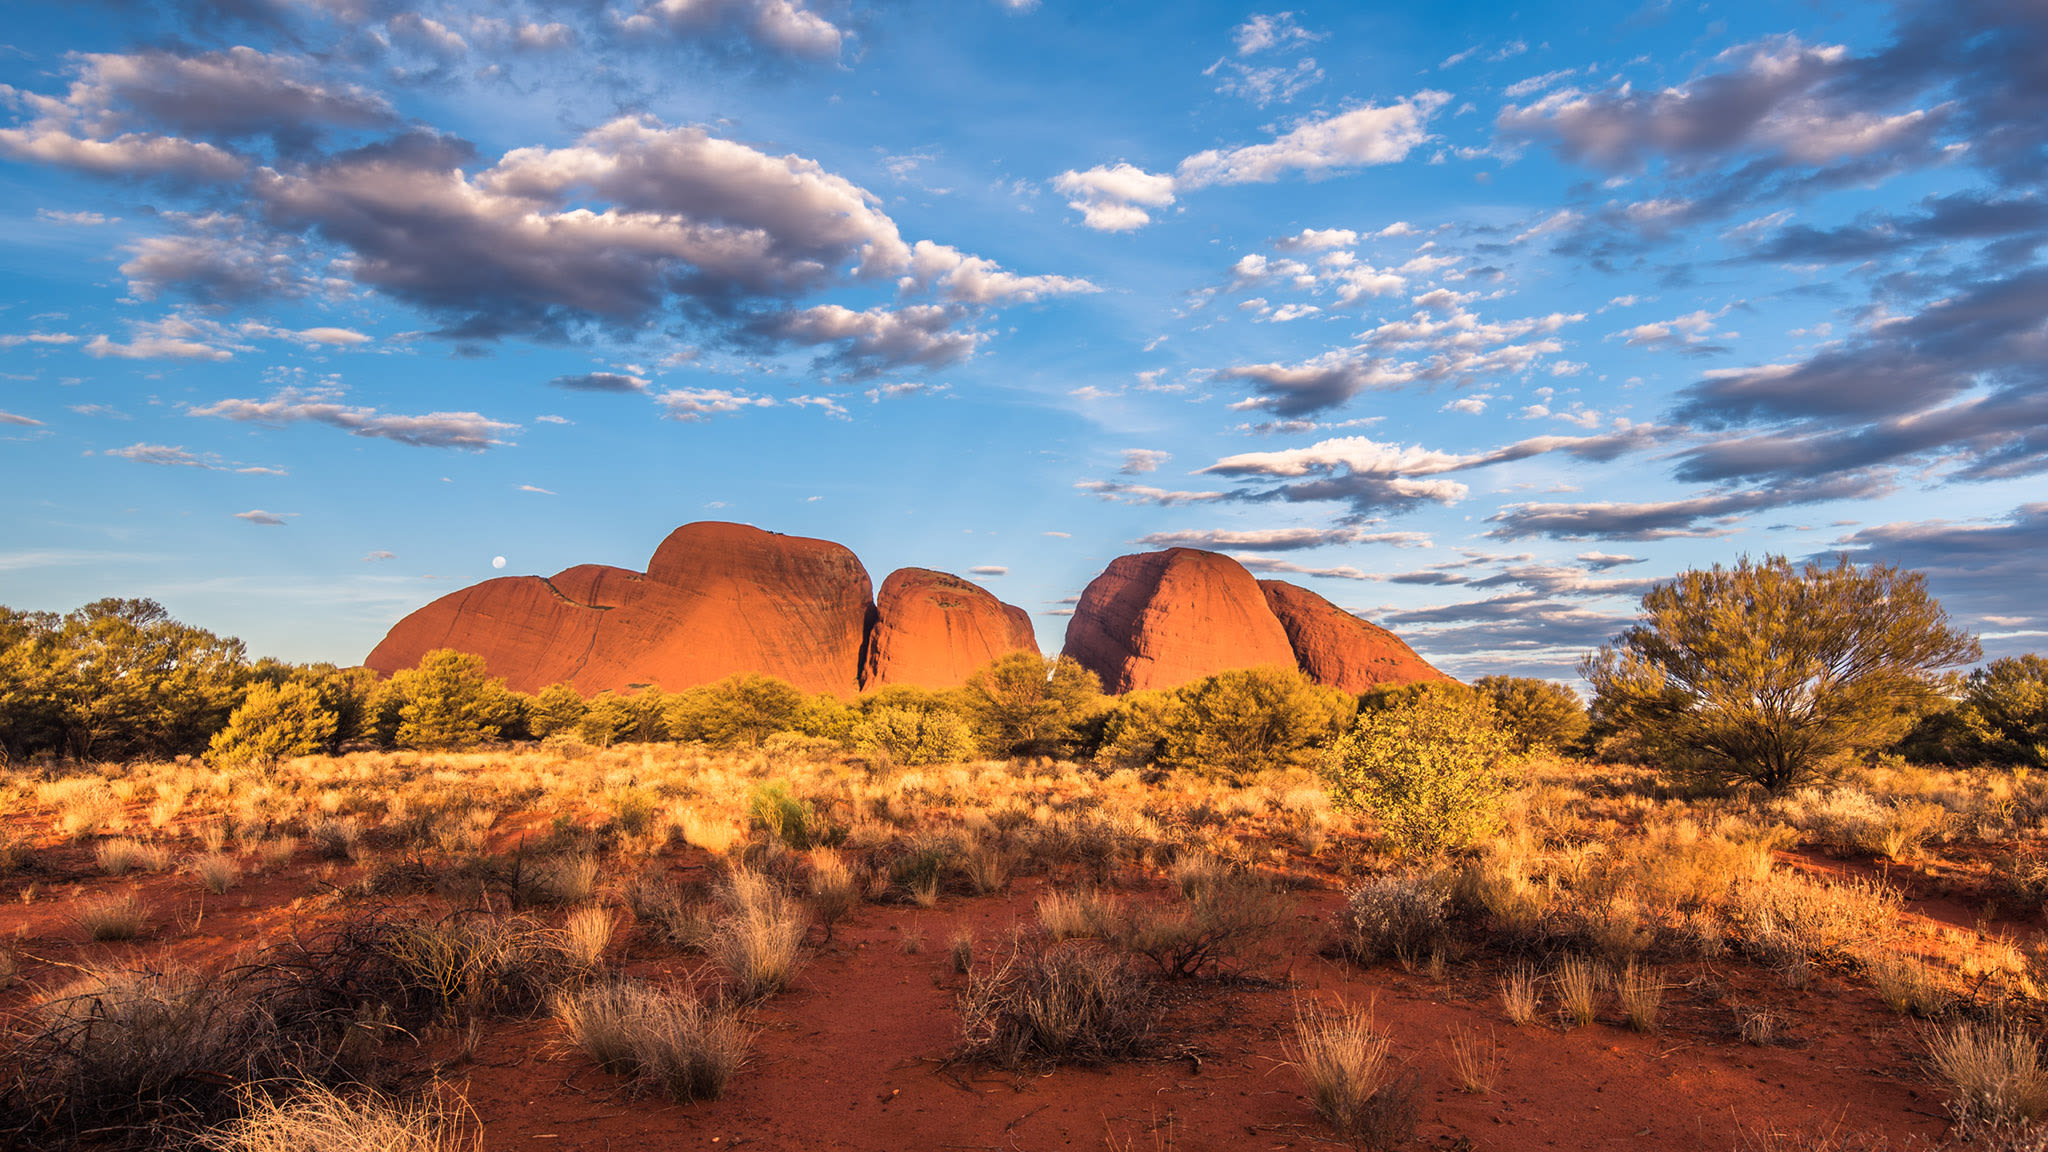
[492,556,506,569]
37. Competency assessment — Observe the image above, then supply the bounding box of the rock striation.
[366,522,873,696]
[1059,548,1298,694]
[1258,578,1449,694]
[862,568,1039,689]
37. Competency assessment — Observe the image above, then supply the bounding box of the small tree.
[852,704,976,765]
[961,652,1102,758]
[666,674,807,747]
[1474,675,1589,756]
[1583,555,1980,792]
[1322,683,1513,856]
[527,682,590,739]
[1159,665,1354,783]
[1962,655,2048,768]
[208,681,338,767]
[386,649,522,751]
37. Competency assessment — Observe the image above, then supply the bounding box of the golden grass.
[196,1083,480,1152]
[1289,1000,1413,1148]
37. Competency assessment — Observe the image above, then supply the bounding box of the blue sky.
[2,0,2044,680]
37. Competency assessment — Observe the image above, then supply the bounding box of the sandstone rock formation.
[862,568,1039,689]
[365,522,872,696]
[1060,548,1298,694]
[1258,579,1449,693]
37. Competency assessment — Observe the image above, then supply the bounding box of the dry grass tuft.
[1927,1019,2048,1132]
[1499,963,1540,1026]
[1554,955,1602,1029]
[712,869,807,1001]
[74,893,147,941]
[193,852,241,894]
[560,907,616,970]
[1290,1000,1416,1150]
[196,1083,480,1152]
[1863,951,1949,1017]
[1614,961,1663,1033]
[552,981,749,1102]
[96,838,169,876]
[1447,1024,1504,1094]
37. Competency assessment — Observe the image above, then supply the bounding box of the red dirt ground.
[0,827,2001,1151]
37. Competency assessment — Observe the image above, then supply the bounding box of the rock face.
[365,522,873,696]
[1060,548,1298,694]
[861,568,1039,689]
[1258,579,1450,693]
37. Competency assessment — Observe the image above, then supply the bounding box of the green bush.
[852,704,976,766]
[961,653,1103,758]
[208,681,339,767]
[1962,655,2048,768]
[1474,675,1589,756]
[382,649,523,751]
[746,781,811,849]
[666,674,807,747]
[580,688,670,746]
[1158,665,1354,782]
[526,682,590,739]
[1321,683,1513,857]
[1092,689,1179,770]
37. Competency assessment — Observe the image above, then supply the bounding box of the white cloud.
[1053,163,1177,231]
[1073,479,1226,505]
[234,509,295,526]
[969,565,1009,575]
[1177,93,1450,187]
[655,387,776,421]
[1119,449,1171,474]
[0,410,43,427]
[191,386,518,449]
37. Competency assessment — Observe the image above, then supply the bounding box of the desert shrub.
[577,688,669,747]
[851,703,975,766]
[746,781,812,849]
[956,940,1155,1068]
[1474,676,1589,756]
[552,981,749,1102]
[1928,1020,2048,1132]
[196,1083,480,1152]
[1961,654,2048,768]
[1726,870,1898,967]
[1114,867,1286,979]
[1774,788,1950,859]
[1158,666,1354,783]
[666,674,807,748]
[1861,951,1949,1017]
[1290,1001,1415,1150]
[384,914,573,1019]
[960,653,1103,758]
[1583,556,1979,793]
[1322,684,1514,857]
[525,682,589,739]
[209,681,339,767]
[382,650,522,752]
[1341,871,1451,965]
[711,870,807,1001]
[1092,689,1178,770]
[0,598,247,762]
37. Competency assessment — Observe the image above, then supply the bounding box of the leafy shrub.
[746,781,812,849]
[666,674,807,747]
[851,704,975,766]
[524,682,589,739]
[960,653,1102,758]
[381,650,522,752]
[577,688,669,746]
[1474,675,1589,756]
[1092,690,1178,770]
[1321,684,1514,856]
[210,681,339,767]
[1961,654,2048,768]
[1158,666,1354,782]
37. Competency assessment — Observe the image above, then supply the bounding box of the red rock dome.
[861,568,1039,689]
[1059,548,1298,694]
[1258,579,1449,693]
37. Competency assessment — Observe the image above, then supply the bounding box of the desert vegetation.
[0,559,2044,1148]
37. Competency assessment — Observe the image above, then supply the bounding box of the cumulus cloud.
[1058,93,1446,231]
[763,304,981,376]
[1053,163,1177,232]
[617,0,846,58]
[654,387,776,421]
[190,386,517,449]
[1119,449,1171,474]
